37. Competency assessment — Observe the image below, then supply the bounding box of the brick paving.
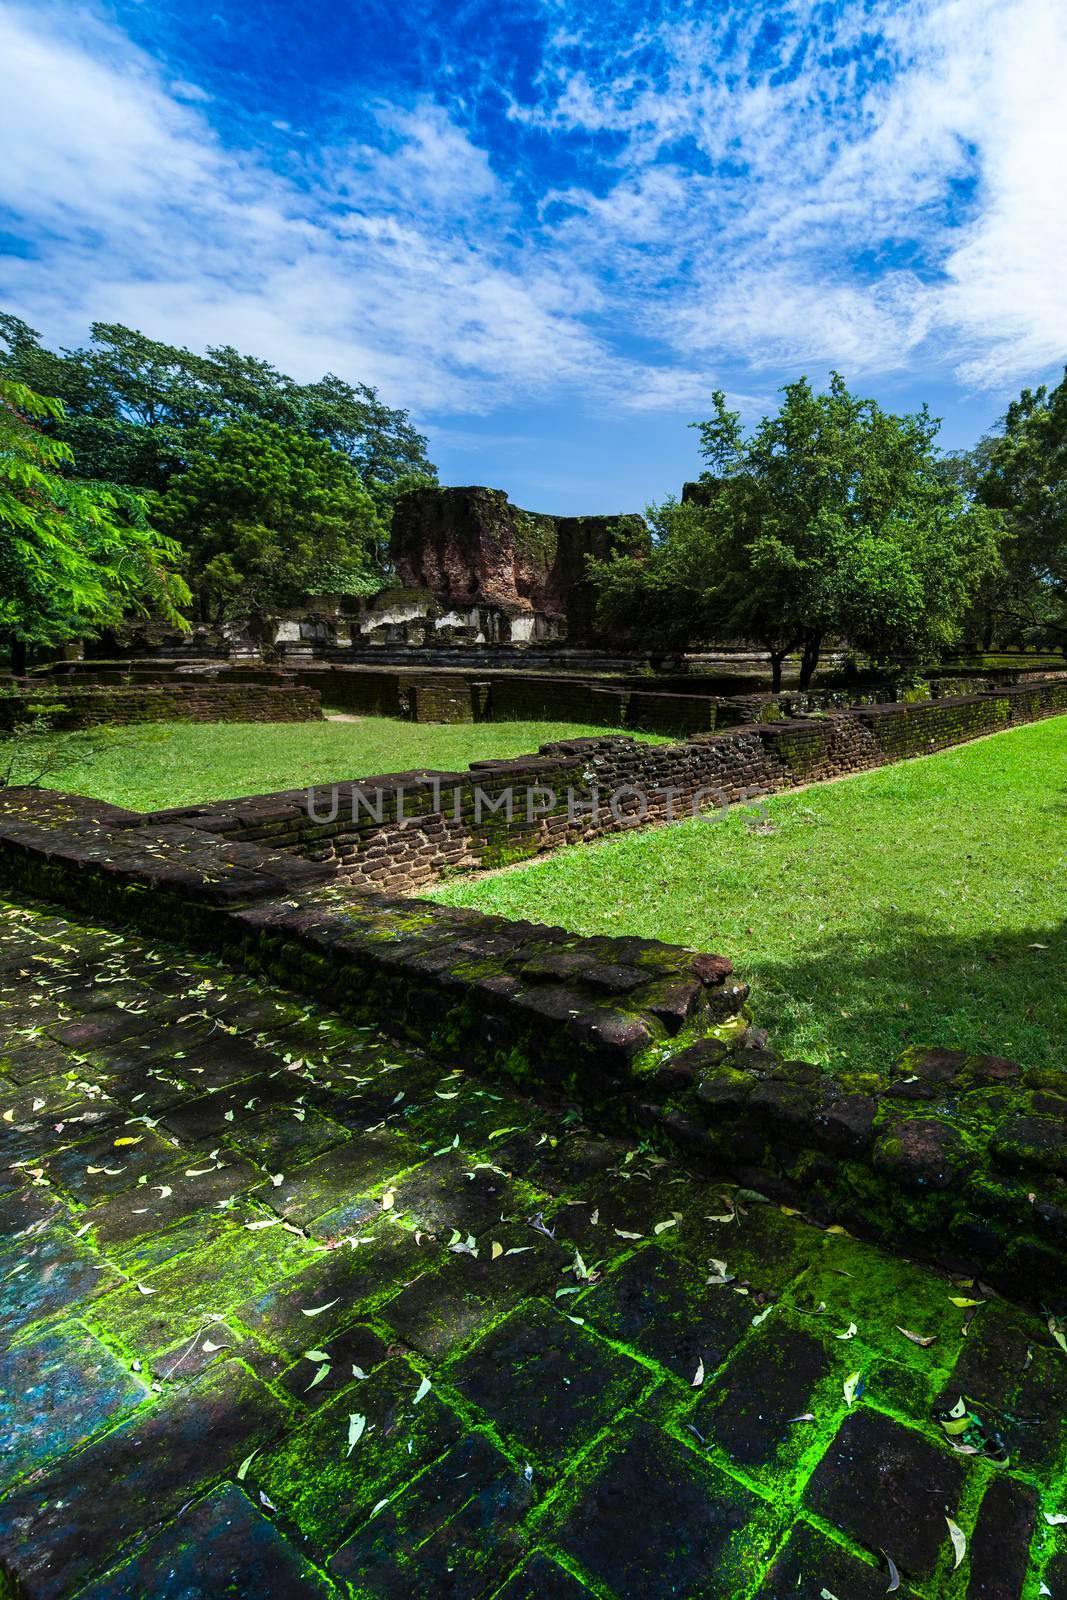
[1,892,1065,1599]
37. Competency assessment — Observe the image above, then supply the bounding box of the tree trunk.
[768,650,785,693]
[798,634,823,689]
[10,637,27,676]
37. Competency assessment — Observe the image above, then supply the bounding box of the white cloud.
[0,0,1064,446]
[0,2,710,416]
[525,0,1067,388]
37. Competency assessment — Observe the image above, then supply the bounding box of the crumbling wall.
[390,486,648,643]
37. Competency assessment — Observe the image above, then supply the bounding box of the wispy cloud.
[522,0,1067,388]
[0,0,1064,456]
[0,3,709,414]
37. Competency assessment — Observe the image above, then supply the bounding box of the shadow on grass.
[744,911,1066,1077]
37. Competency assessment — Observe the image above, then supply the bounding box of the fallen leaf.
[301,1298,340,1318]
[897,1327,936,1347]
[1044,1512,1067,1526]
[491,1242,503,1260]
[946,1516,966,1568]
[883,1549,901,1592]
[752,1306,774,1328]
[135,1283,157,1296]
[950,1297,984,1308]
[236,1450,257,1481]
[1048,1315,1066,1355]
[380,1190,395,1211]
[843,1371,865,1407]
[347,1413,367,1455]
[304,1349,330,1362]
[692,1359,705,1387]
[414,1374,432,1403]
[836,1322,858,1341]
[306,1363,331,1391]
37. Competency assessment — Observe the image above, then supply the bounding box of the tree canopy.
[0,315,436,505]
[0,378,188,671]
[590,374,1004,687]
[152,418,385,621]
[0,312,437,631]
[975,368,1067,649]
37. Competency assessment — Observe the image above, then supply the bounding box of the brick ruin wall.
[289,662,1067,738]
[390,485,649,644]
[0,681,323,731]
[151,680,1067,897]
[14,659,1066,739]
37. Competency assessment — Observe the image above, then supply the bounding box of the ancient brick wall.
[152,681,1067,899]
[293,668,404,717]
[287,662,1067,739]
[0,682,322,730]
[390,485,648,644]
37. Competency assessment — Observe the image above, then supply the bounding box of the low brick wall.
[286,662,1067,739]
[0,681,322,729]
[0,786,747,1099]
[409,677,478,724]
[0,781,1064,1309]
[151,679,1067,895]
[294,667,404,717]
[154,717,875,891]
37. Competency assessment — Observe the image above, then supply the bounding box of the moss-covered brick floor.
[1,894,1066,1600]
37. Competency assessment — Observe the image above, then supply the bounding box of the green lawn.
[24,717,666,812]
[431,717,1067,1075]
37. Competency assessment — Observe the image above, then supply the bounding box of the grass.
[430,717,1067,1075]
[23,716,667,812]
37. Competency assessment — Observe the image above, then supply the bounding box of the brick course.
[0,681,322,729]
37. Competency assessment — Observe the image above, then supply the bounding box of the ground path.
[1,893,1065,1599]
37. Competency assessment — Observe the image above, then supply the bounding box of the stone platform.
[2,894,1066,1599]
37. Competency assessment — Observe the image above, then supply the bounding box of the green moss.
[512,510,559,569]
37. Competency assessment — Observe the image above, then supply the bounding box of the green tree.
[976,369,1067,651]
[152,418,385,621]
[592,375,1002,688]
[0,378,189,672]
[0,315,436,506]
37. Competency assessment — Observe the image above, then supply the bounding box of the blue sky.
[1,0,1065,511]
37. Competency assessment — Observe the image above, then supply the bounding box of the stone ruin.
[73,484,649,664]
[376,485,649,647]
